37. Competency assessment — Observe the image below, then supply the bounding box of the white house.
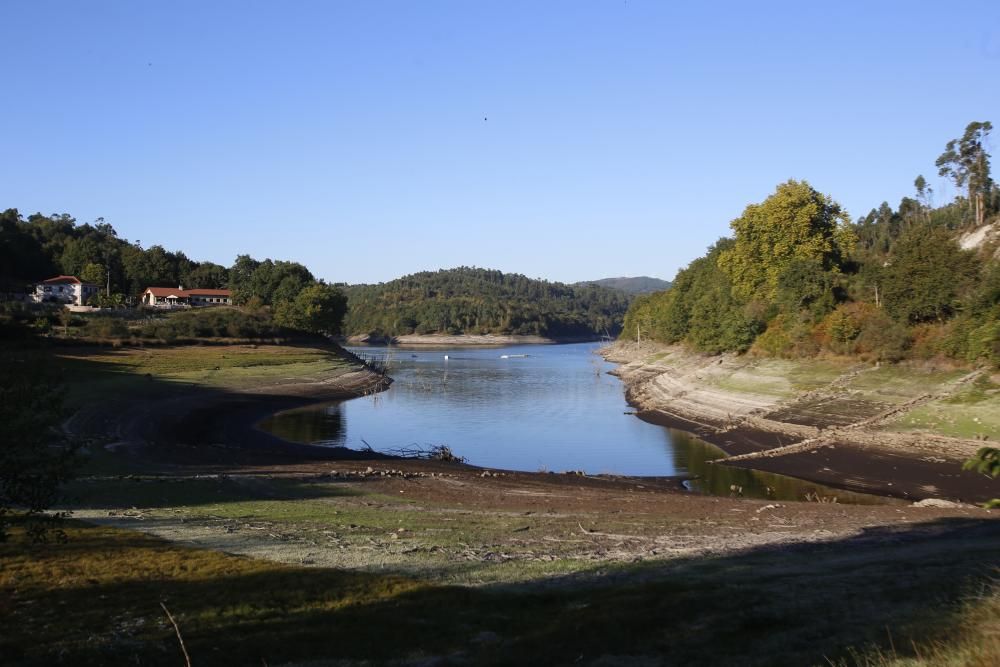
[32,275,99,306]
[141,286,233,308]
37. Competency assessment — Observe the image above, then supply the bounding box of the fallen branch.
[160,601,192,667]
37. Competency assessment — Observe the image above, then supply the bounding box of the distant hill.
[343,267,630,339]
[580,276,672,295]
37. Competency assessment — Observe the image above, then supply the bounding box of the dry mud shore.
[603,341,1000,503]
[60,343,999,597]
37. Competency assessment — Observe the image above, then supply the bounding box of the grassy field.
[3,509,997,667]
[709,358,849,399]
[846,366,970,405]
[884,374,1000,440]
[54,344,357,406]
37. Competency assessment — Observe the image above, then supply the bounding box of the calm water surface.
[259,343,882,503]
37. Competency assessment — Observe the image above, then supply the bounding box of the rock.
[912,498,966,508]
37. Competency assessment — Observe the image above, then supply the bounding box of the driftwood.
[160,601,192,667]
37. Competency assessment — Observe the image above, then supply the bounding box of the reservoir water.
[259,342,882,503]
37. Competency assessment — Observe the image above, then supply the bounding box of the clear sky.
[3,1,999,285]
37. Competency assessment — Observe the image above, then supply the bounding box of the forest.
[342,267,631,338]
[622,121,1000,367]
[0,216,628,339]
[0,212,346,335]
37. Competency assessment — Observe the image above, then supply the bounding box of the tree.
[0,347,78,541]
[274,283,348,335]
[881,225,979,323]
[914,174,933,218]
[79,262,105,286]
[718,180,856,301]
[936,121,993,227]
[229,254,261,305]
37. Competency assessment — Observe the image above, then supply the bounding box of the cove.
[258,343,884,503]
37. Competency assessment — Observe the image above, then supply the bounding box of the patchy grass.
[884,376,1000,440]
[712,369,793,398]
[782,359,853,391]
[54,344,353,404]
[847,366,969,406]
[3,516,998,666]
[63,476,638,582]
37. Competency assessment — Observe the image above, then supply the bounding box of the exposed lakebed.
[258,343,882,503]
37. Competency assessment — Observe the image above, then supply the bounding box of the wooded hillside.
[623,121,1000,367]
[343,267,630,338]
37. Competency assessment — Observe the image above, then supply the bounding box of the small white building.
[32,275,99,306]
[141,286,233,308]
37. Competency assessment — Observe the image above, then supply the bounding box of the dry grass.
[836,579,1000,667]
[5,515,999,666]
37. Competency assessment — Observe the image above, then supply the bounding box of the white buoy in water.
[444,355,449,360]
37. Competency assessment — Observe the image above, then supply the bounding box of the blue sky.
[3,1,999,285]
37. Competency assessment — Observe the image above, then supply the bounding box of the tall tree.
[936,121,993,227]
[881,226,979,323]
[717,180,856,301]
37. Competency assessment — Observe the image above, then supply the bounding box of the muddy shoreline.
[605,342,999,504]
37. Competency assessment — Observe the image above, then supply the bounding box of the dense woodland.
[342,267,631,338]
[0,211,346,335]
[623,121,1000,366]
[0,214,628,339]
[579,276,672,295]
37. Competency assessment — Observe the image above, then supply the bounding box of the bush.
[855,310,911,362]
[83,316,129,339]
[137,308,288,341]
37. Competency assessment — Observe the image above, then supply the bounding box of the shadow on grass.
[49,344,394,471]
[61,475,364,510]
[4,516,998,666]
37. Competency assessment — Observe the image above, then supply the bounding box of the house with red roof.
[140,286,233,309]
[32,275,99,306]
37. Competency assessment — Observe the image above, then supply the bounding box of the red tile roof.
[42,275,83,285]
[186,288,232,297]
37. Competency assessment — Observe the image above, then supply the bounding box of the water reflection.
[258,402,346,447]
[668,429,886,504]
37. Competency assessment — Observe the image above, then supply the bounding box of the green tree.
[718,180,856,301]
[79,262,105,286]
[0,348,78,541]
[936,121,993,227]
[274,283,348,335]
[881,225,979,323]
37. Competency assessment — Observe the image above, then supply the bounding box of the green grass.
[51,344,355,410]
[847,366,969,405]
[883,375,1000,440]
[707,359,848,399]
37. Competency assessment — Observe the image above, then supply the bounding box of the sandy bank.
[603,341,1000,503]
